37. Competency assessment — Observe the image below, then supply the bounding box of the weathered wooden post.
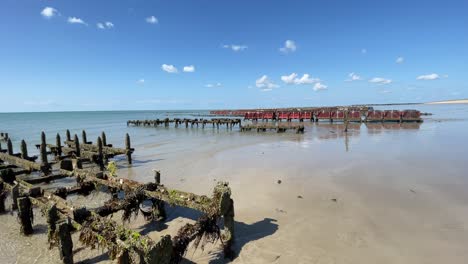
[7,138,13,155]
[17,196,34,235]
[97,136,104,170]
[56,133,62,157]
[116,242,130,264]
[0,181,6,213]
[344,111,349,133]
[125,133,132,164]
[82,130,88,144]
[66,129,71,142]
[74,134,80,157]
[46,202,59,242]
[101,131,107,146]
[57,221,74,264]
[20,140,28,159]
[11,183,19,210]
[153,170,161,185]
[214,182,235,259]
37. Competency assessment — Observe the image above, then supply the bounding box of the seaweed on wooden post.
[57,221,74,264]
[20,140,28,160]
[74,134,81,157]
[11,183,19,210]
[46,202,59,244]
[0,181,6,213]
[17,196,34,235]
[214,182,235,259]
[101,131,107,146]
[66,129,71,142]
[125,133,132,164]
[7,138,13,155]
[56,133,62,157]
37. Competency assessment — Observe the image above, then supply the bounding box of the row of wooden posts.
[0,131,235,264]
[127,118,242,130]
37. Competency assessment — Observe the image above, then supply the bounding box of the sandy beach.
[426,99,468,104]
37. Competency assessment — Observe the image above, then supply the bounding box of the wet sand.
[1,105,468,263]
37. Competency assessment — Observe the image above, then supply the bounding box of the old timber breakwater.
[0,130,235,264]
[127,107,423,134]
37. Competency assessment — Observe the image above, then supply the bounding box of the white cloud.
[146,16,158,24]
[223,44,248,51]
[281,73,319,84]
[68,17,87,25]
[361,48,367,54]
[97,21,114,29]
[396,57,404,64]
[161,64,178,73]
[369,77,392,85]
[137,79,145,84]
[41,7,58,18]
[205,83,222,88]
[256,75,279,90]
[183,65,195,72]
[313,83,328,91]
[279,40,297,53]
[417,73,440,80]
[347,72,362,81]
[281,73,298,84]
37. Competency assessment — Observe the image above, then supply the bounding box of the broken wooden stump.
[57,220,74,264]
[74,134,80,157]
[7,138,13,155]
[17,196,34,235]
[56,133,62,157]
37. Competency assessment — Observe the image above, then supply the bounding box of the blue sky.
[1,0,467,112]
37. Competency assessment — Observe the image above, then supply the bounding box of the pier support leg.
[57,221,74,264]
[17,196,34,235]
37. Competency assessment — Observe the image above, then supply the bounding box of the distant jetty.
[426,99,468,105]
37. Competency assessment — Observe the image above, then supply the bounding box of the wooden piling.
[66,129,71,142]
[101,131,107,146]
[0,181,6,213]
[7,138,13,155]
[46,202,59,242]
[125,133,132,164]
[57,221,74,264]
[56,133,62,157]
[20,140,28,160]
[74,134,80,157]
[97,136,104,170]
[153,170,161,185]
[17,196,34,235]
[11,183,19,210]
[82,130,88,144]
[40,142,48,166]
